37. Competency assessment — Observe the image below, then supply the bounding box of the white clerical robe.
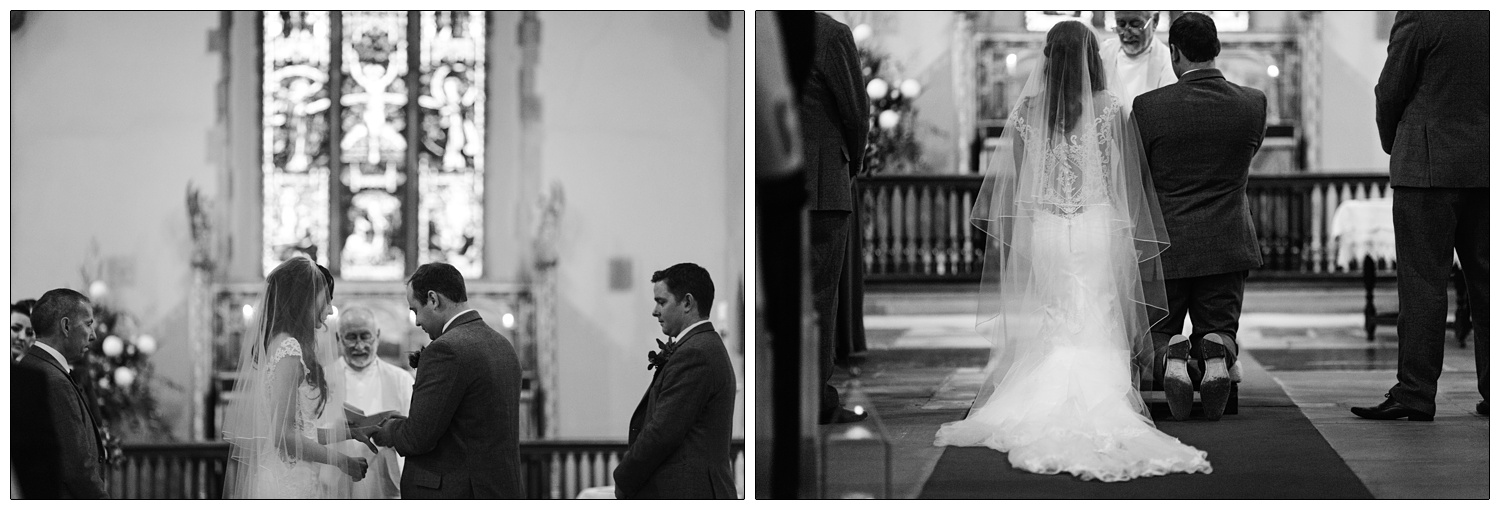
[336,357,414,499]
[1099,37,1177,114]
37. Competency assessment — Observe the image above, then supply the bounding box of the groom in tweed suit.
[373,263,524,498]
[614,263,738,499]
[1133,12,1266,421]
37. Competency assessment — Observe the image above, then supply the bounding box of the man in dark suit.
[12,358,62,498]
[12,288,107,498]
[1133,12,1266,421]
[800,11,869,425]
[614,263,737,499]
[1354,11,1489,421]
[372,262,524,498]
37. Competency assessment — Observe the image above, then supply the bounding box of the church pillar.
[516,11,560,439]
[1297,11,1323,171]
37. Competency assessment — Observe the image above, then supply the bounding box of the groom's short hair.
[31,288,90,338]
[651,263,714,317]
[1169,12,1219,63]
[408,262,468,305]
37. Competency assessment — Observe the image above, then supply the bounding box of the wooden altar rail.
[860,173,1393,282]
[103,440,746,499]
[860,175,987,282]
[519,439,747,499]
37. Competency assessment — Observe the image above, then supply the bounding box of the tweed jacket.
[613,322,738,499]
[382,313,524,498]
[799,12,869,212]
[1376,11,1489,188]
[15,344,108,498]
[1133,68,1267,280]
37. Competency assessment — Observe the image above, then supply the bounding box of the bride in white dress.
[223,257,370,498]
[933,20,1211,482]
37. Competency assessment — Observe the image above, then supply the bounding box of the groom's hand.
[371,417,406,448]
[349,424,379,454]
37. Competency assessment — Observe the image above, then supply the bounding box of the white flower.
[102,335,125,357]
[88,280,109,300]
[878,110,901,130]
[866,78,889,101]
[852,24,872,44]
[900,79,922,99]
[113,366,136,388]
[135,334,156,355]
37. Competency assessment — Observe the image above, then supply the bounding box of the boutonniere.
[647,339,678,371]
[408,347,425,369]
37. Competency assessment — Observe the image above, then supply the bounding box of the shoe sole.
[1164,358,1193,421]
[1201,358,1231,421]
[1200,334,1233,421]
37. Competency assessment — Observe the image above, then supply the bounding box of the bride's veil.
[223,256,354,498]
[970,20,1170,419]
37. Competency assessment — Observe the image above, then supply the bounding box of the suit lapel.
[631,323,713,444]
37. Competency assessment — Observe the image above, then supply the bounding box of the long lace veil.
[223,256,354,498]
[970,20,1170,419]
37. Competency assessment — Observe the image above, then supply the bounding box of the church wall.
[1317,11,1392,172]
[10,11,224,437]
[531,11,744,438]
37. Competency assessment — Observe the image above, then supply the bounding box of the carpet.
[918,354,1373,499]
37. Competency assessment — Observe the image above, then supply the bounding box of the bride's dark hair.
[1042,20,1106,133]
[258,256,335,416]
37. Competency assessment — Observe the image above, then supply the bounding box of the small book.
[344,403,402,428]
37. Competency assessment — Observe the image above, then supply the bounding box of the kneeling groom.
[613,263,738,499]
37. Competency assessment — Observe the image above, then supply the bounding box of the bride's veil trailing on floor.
[223,257,354,498]
[968,20,1171,418]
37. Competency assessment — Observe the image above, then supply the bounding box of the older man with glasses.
[1100,10,1177,113]
[333,306,414,498]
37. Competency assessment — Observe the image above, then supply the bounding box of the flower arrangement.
[77,258,177,452]
[854,24,924,174]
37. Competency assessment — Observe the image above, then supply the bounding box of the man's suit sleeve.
[45,376,108,498]
[826,20,869,175]
[612,346,715,497]
[1375,11,1423,155]
[384,340,464,456]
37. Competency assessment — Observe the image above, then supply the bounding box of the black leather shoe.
[1479,401,1489,416]
[820,407,868,425]
[1163,335,1193,421]
[1351,396,1434,421]
[1199,333,1233,421]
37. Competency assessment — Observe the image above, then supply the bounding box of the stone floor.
[820,283,1488,499]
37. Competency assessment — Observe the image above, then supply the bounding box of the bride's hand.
[337,454,369,482]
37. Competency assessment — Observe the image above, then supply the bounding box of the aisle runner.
[918,354,1373,499]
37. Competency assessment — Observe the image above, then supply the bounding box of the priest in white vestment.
[1100,11,1176,114]
[333,306,414,499]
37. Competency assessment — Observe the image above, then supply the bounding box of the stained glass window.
[262,11,485,279]
[417,11,486,277]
